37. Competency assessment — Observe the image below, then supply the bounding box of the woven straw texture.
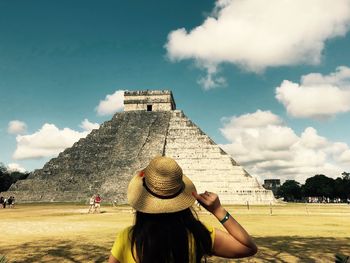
[127,156,196,213]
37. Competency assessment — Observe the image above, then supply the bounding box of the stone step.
[188,176,253,183]
[168,123,197,129]
[167,130,204,137]
[186,170,251,177]
[166,137,214,144]
[166,146,223,152]
[190,183,261,190]
[165,150,224,158]
[178,165,241,172]
[175,156,234,163]
[165,144,221,151]
[178,165,239,172]
[168,123,196,129]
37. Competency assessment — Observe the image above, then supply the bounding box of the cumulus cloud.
[13,123,90,160]
[276,66,350,119]
[7,163,26,173]
[96,90,124,116]
[219,110,350,182]
[7,120,27,135]
[80,119,100,131]
[165,0,350,88]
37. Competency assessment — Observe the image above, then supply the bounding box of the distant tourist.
[0,196,4,208]
[7,196,14,208]
[108,156,257,263]
[88,195,95,213]
[94,194,102,213]
[12,196,16,208]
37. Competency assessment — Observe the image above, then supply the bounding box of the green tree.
[0,174,13,192]
[340,172,350,199]
[9,171,29,181]
[0,163,29,192]
[302,174,335,198]
[0,163,6,175]
[341,171,350,178]
[277,180,302,201]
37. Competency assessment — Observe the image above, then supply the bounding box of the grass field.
[1,203,349,262]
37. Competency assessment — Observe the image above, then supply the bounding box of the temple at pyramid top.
[124,90,176,112]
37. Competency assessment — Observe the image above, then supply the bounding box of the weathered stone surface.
[3,90,275,204]
[4,111,171,203]
[124,90,176,112]
[165,110,274,204]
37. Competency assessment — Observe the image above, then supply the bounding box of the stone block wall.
[124,90,176,111]
[165,110,275,204]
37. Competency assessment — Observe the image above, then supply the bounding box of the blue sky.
[1,0,350,182]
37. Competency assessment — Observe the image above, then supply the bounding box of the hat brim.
[127,173,197,213]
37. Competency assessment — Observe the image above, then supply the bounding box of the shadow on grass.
[2,239,110,263]
[2,236,350,262]
[210,236,350,263]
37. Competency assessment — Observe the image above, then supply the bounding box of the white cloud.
[13,123,90,160]
[301,66,350,86]
[339,150,350,163]
[80,118,100,131]
[7,163,26,173]
[165,0,350,88]
[222,110,282,128]
[96,90,124,116]
[276,66,350,119]
[299,127,328,149]
[196,62,227,90]
[7,120,27,135]
[220,110,350,182]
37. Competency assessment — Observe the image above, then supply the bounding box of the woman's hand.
[193,191,258,259]
[192,191,226,218]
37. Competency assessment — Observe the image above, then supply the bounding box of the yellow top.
[110,224,215,263]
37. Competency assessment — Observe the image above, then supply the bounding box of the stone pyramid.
[4,90,275,204]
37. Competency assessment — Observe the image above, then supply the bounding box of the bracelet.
[220,211,230,224]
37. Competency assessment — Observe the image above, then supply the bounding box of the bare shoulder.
[108,254,120,263]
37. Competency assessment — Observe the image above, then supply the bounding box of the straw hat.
[127,156,197,213]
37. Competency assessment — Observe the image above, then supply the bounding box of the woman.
[109,156,257,263]
[88,195,95,213]
[94,194,102,213]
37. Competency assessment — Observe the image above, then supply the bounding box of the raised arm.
[193,191,258,258]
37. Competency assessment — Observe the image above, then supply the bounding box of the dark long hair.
[130,208,212,263]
